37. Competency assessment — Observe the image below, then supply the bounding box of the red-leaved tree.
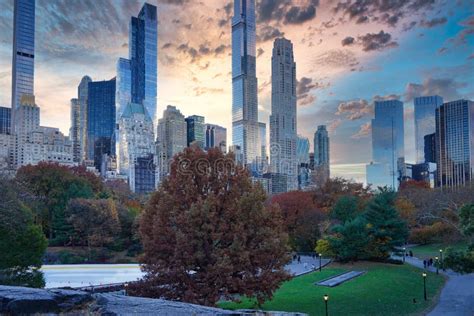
[129,147,290,306]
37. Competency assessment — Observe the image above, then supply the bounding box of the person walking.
[298,255,301,264]
[423,260,427,269]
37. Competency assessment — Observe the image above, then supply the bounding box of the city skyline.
[0,0,473,183]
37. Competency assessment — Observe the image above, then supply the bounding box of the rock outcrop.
[0,285,307,315]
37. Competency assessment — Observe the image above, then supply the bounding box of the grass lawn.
[410,242,469,260]
[219,262,445,316]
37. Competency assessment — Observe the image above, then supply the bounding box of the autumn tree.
[129,148,290,306]
[15,162,103,244]
[0,178,47,288]
[66,199,120,253]
[270,191,322,251]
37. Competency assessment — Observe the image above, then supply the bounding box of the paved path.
[393,255,474,316]
[287,255,331,276]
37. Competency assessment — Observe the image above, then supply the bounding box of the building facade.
[232,0,261,167]
[77,76,92,162]
[156,105,187,179]
[87,78,116,170]
[313,125,330,187]
[69,98,81,162]
[118,102,156,193]
[11,0,35,133]
[367,99,405,189]
[297,136,310,190]
[185,115,205,148]
[414,96,443,163]
[129,3,158,123]
[205,124,227,152]
[270,38,298,192]
[0,107,11,135]
[14,95,73,167]
[435,99,474,188]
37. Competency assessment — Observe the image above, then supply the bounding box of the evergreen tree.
[328,216,369,262]
[364,191,408,259]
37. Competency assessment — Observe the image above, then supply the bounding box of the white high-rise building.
[270,38,298,193]
[14,95,73,167]
[118,102,156,193]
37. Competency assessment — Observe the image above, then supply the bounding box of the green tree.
[443,246,474,274]
[364,191,408,259]
[327,217,369,262]
[129,148,290,306]
[0,178,47,288]
[459,204,474,243]
[330,195,361,223]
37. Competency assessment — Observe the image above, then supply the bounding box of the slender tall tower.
[270,38,298,192]
[232,0,260,167]
[129,3,158,124]
[313,125,330,187]
[11,0,35,133]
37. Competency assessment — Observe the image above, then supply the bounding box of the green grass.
[219,262,445,316]
[410,242,469,260]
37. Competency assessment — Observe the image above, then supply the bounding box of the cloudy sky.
[0,0,473,182]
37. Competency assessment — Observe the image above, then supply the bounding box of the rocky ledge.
[0,286,307,315]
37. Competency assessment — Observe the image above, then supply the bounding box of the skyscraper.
[313,125,330,187]
[367,99,405,189]
[205,124,227,152]
[414,96,443,163]
[232,0,260,166]
[87,78,116,170]
[129,3,158,123]
[118,102,156,193]
[424,133,436,163]
[78,76,92,162]
[156,105,187,178]
[0,107,11,135]
[69,98,81,162]
[185,115,205,148]
[11,0,35,133]
[116,58,132,122]
[435,99,474,188]
[270,38,298,192]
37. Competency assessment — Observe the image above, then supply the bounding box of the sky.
[0,0,473,183]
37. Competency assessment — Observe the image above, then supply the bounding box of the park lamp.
[319,253,322,257]
[435,256,438,261]
[422,272,427,278]
[324,294,329,301]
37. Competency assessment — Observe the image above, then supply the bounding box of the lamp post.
[422,273,427,301]
[439,249,444,271]
[324,294,329,316]
[435,256,439,274]
[124,283,128,296]
[403,247,406,263]
[319,253,322,272]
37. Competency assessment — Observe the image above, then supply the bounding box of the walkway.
[393,255,474,316]
[286,255,331,276]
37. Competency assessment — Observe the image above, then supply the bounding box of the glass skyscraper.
[185,115,205,148]
[232,0,260,166]
[270,38,298,192]
[414,96,443,163]
[205,124,227,152]
[116,58,132,122]
[11,0,35,133]
[0,107,12,135]
[130,3,158,123]
[87,78,116,169]
[435,99,474,188]
[367,99,405,189]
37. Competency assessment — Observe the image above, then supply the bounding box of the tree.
[0,178,47,288]
[364,191,408,259]
[15,162,100,244]
[459,204,474,243]
[311,178,371,214]
[66,199,120,256]
[443,246,474,274]
[129,148,290,306]
[330,195,362,223]
[270,191,322,251]
[327,217,369,262]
